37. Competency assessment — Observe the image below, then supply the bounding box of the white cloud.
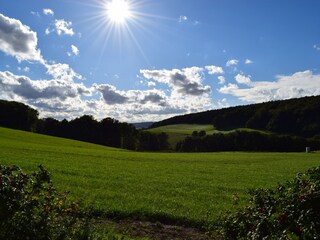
[71,45,79,55]
[226,59,239,67]
[0,70,91,104]
[205,65,224,75]
[43,9,54,16]
[67,45,79,57]
[179,15,188,22]
[140,66,211,96]
[45,63,83,82]
[235,73,252,86]
[54,19,74,36]
[0,65,214,122]
[95,84,129,105]
[217,76,226,84]
[245,59,253,64]
[0,69,93,120]
[217,98,229,108]
[0,13,43,63]
[89,66,214,121]
[220,70,320,103]
[45,28,51,35]
[147,81,156,87]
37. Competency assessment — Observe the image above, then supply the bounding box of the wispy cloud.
[226,59,239,67]
[245,59,253,64]
[313,44,320,51]
[178,15,188,22]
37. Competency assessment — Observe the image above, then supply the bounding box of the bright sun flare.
[106,0,132,24]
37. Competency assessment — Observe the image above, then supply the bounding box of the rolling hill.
[150,95,320,138]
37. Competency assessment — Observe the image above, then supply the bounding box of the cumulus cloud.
[219,70,320,103]
[205,65,224,75]
[235,73,252,86]
[95,84,129,105]
[45,63,83,82]
[139,91,166,105]
[0,13,43,62]
[140,66,211,96]
[54,19,74,36]
[95,84,169,107]
[93,71,212,122]
[43,9,54,16]
[226,59,239,67]
[0,70,93,120]
[0,71,91,101]
[67,45,79,57]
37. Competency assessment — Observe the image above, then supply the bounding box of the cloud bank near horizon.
[0,13,320,122]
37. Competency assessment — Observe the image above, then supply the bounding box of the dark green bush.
[214,166,320,239]
[0,165,90,240]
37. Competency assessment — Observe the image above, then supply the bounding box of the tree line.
[0,100,169,151]
[176,130,320,152]
[151,95,320,138]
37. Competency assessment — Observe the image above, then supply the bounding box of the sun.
[106,0,132,24]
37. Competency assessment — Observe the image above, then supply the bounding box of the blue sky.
[1,0,320,122]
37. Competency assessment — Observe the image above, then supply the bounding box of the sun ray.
[71,0,179,69]
[106,0,132,24]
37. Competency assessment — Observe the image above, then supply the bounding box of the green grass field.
[0,126,319,226]
[147,124,216,149]
[147,124,270,149]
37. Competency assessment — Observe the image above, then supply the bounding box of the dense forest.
[0,100,168,151]
[151,95,320,138]
[176,130,320,152]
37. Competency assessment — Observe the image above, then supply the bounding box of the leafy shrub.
[0,165,91,240]
[214,166,320,239]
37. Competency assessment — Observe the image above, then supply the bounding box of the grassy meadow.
[0,126,319,226]
[147,124,217,148]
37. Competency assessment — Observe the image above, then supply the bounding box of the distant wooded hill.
[151,95,320,138]
[0,100,169,151]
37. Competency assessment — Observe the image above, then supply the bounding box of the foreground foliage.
[0,165,92,240]
[215,166,320,239]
